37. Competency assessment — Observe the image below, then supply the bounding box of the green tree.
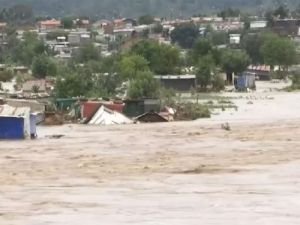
[196,54,216,89]
[292,4,300,18]
[32,55,57,78]
[221,49,251,83]
[152,23,163,34]
[128,71,160,99]
[61,17,74,29]
[273,5,289,19]
[131,40,180,74]
[261,34,297,75]
[191,38,213,64]
[32,85,40,93]
[55,66,93,98]
[0,4,34,25]
[208,31,228,46]
[242,33,264,64]
[217,8,240,19]
[170,24,199,49]
[138,15,154,25]
[99,54,122,74]
[73,43,100,63]
[0,69,13,82]
[55,62,120,98]
[12,32,49,66]
[119,54,150,79]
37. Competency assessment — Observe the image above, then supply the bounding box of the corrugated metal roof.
[154,75,196,80]
[89,106,132,125]
[248,65,271,72]
[0,105,30,117]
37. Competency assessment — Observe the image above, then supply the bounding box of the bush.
[160,87,176,106]
[287,72,300,90]
[32,55,57,78]
[0,69,14,82]
[127,71,160,99]
[175,103,211,120]
[212,74,225,91]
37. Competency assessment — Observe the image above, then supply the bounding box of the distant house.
[123,18,137,27]
[75,19,90,29]
[229,33,241,45]
[114,18,137,29]
[272,19,300,37]
[212,21,244,31]
[114,19,126,29]
[38,19,61,31]
[0,22,7,32]
[93,20,114,35]
[80,33,91,44]
[250,21,267,30]
[13,66,29,74]
[154,75,196,92]
[68,32,81,45]
[67,31,91,46]
[114,28,135,39]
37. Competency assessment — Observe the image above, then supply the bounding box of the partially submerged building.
[154,75,196,92]
[136,112,168,123]
[0,105,36,139]
[88,105,132,125]
[247,65,272,81]
[272,19,300,37]
[123,99,160,118]
[234,72,256,91]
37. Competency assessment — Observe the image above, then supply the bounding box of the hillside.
[0,0,297,18]
[0,0,299,18]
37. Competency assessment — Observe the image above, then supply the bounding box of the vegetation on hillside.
[0,0,299,18]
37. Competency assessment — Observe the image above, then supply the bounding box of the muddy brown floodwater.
[1,83,300,225]
[1,119,300,225]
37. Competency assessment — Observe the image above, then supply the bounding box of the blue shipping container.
[0,116,25,139]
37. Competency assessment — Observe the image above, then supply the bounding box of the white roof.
[114,28,135,33]
[154,75,196,80]
[89,106,132,125]
[0,104,30,117]
[250,21,267,29]
[80,34,90,38]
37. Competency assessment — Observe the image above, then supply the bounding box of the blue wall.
[0,117,24,139]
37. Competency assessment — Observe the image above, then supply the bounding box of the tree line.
[0,0,299,18]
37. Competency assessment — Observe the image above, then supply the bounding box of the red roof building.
[38,19,61,30]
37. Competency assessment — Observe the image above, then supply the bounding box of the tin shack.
[0,105,31,139]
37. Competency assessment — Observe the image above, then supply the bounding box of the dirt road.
[1,84,300,225]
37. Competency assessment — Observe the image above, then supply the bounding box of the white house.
[250,21,267,29]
